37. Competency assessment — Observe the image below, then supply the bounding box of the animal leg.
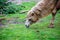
[49,8,57,28]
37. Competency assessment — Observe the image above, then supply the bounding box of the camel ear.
[32,13,34,16]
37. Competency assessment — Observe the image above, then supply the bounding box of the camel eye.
[32,13,34,16]
[29,19,31,21]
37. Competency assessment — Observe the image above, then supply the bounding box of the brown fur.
[25,0,60,28]
[27,0,56,17]
[56,0,60,10]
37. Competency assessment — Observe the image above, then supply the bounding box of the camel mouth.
[25,25,29,28]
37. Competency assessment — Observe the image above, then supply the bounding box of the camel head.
[25,10,40,28]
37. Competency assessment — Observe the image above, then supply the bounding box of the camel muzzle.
[25,20,31,28]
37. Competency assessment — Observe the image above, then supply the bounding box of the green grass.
[0,2,60,40]
[21,2,36,10]
[0,13,60,40]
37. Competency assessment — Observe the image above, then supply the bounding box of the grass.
[0,2,60,40]
[0,13,60,40]
[21,2,36,10]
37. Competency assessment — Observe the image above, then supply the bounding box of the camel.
[25,0,60,28]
